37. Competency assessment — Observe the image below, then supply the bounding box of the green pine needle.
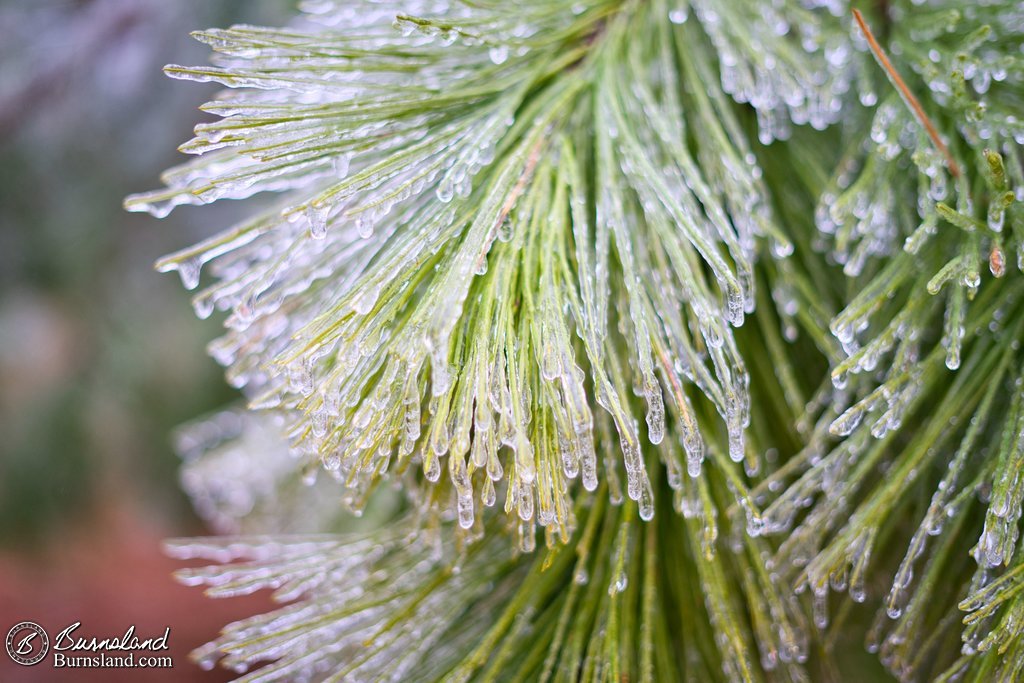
[128,0,1024,681]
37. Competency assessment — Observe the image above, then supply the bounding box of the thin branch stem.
[853,8,961,179]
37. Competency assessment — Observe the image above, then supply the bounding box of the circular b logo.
[6,622,49,666]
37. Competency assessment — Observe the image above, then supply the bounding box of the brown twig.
[469,133,547,276]
[498,135,546,225]
[853,9,961,179]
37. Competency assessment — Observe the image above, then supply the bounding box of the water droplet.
[488,44,509,65]
[177,258,202,290]
[305,205,328,239]
[436,177,455,203]
[424,456,441,482]
[474,256,488,276]
[497,215,514,242]
[356,215,373,239]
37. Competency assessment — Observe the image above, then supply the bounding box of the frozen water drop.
[177,258,201,290]
[305,205,327,239]
[424,456,441,482]
[436,177,455,203]
[356,215,373,239]
[488,45,509,65]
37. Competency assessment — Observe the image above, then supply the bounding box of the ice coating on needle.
[127,0,855,540]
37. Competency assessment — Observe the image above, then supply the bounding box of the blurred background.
[0,1,294,680]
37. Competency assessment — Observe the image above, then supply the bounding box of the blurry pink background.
[0,1,291,679]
